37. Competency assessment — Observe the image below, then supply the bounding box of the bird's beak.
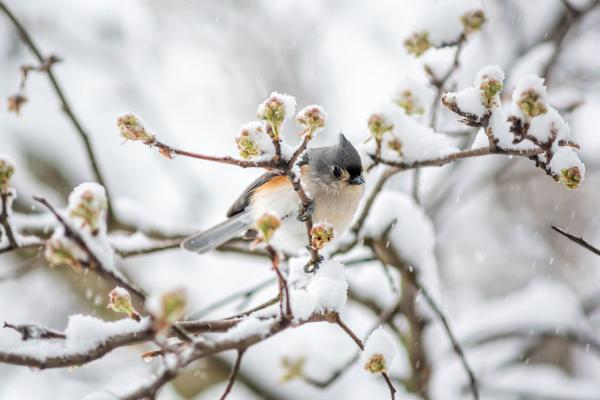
[349,175,365,185]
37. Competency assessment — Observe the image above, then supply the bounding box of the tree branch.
[551,225,600,256]
[32,195,147,302]
[219,349,246,400]
[0,1,113,222]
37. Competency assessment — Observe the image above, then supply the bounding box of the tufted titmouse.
[181,134,365,254]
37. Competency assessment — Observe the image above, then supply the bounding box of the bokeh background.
[1,0,600,398]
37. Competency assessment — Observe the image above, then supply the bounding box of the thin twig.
[151,140,276,169]
[0,192,18,249]
[219,349,246,400]
[551,225,600,256]
[381,371,397,400]
[32,196,147,301]
[189,277,276,319]
[267,245,292,319]
[334,314,364,350]
[0,1,113,222]
[379,146,544,170]
[414,279,479,400]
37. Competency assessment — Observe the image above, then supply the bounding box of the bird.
[181,133,365,254]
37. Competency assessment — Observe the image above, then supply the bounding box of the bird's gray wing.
[226,172,280,217]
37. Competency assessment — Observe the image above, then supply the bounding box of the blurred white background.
[1,0,600,398]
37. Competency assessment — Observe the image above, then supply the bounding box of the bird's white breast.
[250,174,363,253]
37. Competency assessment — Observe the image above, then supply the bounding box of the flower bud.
[68,183,108,235]
[461,10,486,35]
[117,113,155,143]
[364,353,387,373]
[480,78,503,108]
[147,288,187,333]
[310,222,334,250]
[296,105,327,138]
[393,90,424,115]
[280,356,306,382]
[44,235,86,272]
[517,89,547,118]
[7,93,27,115]
[0,156,15,194]
[367,114,394,144]
[257,92,297,139]
[559,166,582,190]
[256,212,281,243]
[108,287,140,321]
[404,32,431,57]
[387,137,403,157]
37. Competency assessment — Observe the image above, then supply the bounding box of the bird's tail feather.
[181,212,253,254]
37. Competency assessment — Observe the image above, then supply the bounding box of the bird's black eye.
[333,166,342,178]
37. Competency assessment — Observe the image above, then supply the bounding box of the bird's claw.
[297,200,315,222]
[303,254,324,274]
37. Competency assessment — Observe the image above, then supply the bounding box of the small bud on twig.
[367,113,394,144]
[7,93,27,115]
[67,183,108,235]
[0,156,15,194]
[404,32,431,57]
[44,235,86,272]
[364,353,387,373]
[517,89,548,118]
[393,90,425,115]
[257,92,296,139]
[461,10,486,35]
[296,105,327,139]
[559,167,582,190]
[117,113,155,143]
[310,221,334,250]
[255,212,281,243]
[147,288,187,333]
[386,137,404,157]
[280,356,306,382]
[108,287,141,321]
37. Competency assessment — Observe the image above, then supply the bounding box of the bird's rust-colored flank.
[255,175,290,194]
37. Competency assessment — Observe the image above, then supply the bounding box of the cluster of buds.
[559,167,582,190]
[0,156,15,194]
[393,90,425,116]
[480,77,503,109]
[461,9,486,35]
[236,130,261,159]
[44,234,86,272]
[517,89,548,118]
[148,288,187,334]
[386,137,404,157]
[364,353,387,374]
[108,287,141,321]
[235,122,273,160]
[310,221,334,250]
[257,92,296,139]
[404,32,431,57]
[367,113,394,145]
[117,113,155,143]
[67,183,108,235]
[296,105,327,139]
[280,356,306,382]
[255,212,281,243]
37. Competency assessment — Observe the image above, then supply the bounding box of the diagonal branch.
[0,1,113,221]
[551,225,600,256]
[219,349,246,400]
[32,195,147,301]
[412,277,479,400]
